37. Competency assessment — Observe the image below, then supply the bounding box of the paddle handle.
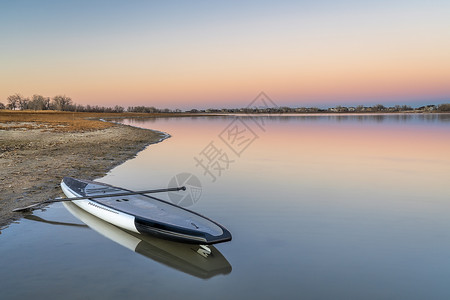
[13,186,186,212]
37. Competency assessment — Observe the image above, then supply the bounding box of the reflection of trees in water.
[226,113,449,125]
[112,112,450,129]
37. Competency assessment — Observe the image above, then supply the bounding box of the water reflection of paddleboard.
[63,202,232,279]
[61,177,232,245]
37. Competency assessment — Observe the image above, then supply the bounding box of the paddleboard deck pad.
[61,177,232,244]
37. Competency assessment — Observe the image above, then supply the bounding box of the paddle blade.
[12,203,42,212]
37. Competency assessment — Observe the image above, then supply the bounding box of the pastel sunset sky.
[1,0,449,109]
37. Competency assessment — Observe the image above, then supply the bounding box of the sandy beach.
[0,113,166,231]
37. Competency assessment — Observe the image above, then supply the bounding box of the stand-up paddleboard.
[61,177,232,245]
[63,202,232,278]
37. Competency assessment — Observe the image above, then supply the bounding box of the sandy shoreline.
[0,122,166,231]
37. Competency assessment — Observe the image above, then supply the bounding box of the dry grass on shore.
[0,110,212,132]
[0,110,158,132]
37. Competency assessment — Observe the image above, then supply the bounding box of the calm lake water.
[1,114,449,299]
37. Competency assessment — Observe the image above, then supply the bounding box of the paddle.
[12,186,186,212]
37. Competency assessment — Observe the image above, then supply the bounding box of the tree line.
[0,93,125,113]
[1,93,449,113]
[201,103,450,113]
[1,93,74,111]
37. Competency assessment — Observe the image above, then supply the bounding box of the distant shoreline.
[1,101,449,115]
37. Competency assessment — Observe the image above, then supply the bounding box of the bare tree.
[374,104,386,111]
[52,95,73,111]
[18,96,30,110]
[113,105,124,113]
[0,102,5,109]
[6,94,23,110]
[438,103,450,111]
[29,94,50,110]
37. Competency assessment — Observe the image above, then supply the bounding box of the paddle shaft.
[13,186,186,212]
